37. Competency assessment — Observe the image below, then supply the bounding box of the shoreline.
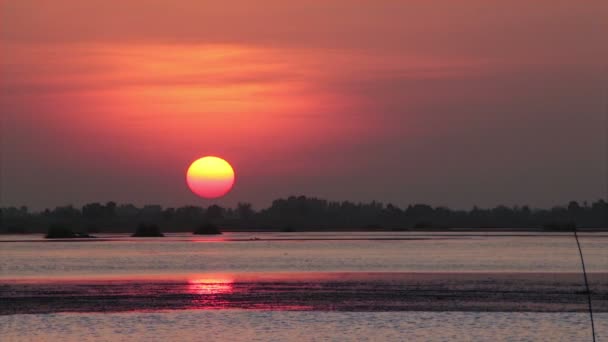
[1,231,607,244]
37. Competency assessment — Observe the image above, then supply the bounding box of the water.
[1,232,606,340]
[1,232,607,278]
[1,311,606,341]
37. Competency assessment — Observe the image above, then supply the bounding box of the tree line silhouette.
[1,196,607,234]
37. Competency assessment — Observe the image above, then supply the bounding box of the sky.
[1,0,607,211]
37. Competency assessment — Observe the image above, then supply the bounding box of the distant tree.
[3,197,608,233]
[116,204,139,218]
[163,208,175,221]
[568,201,581,213]
[205,205,225,221]
[82,203,104,220]
[175,206,203,222]
[142,205,163,218]
[105,201,117,218]
[237,202,254,221]
[52,205,80,219]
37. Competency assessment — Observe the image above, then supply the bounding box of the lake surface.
[2,232,607,278]
[1,232,606,341]
[2,311,606,341]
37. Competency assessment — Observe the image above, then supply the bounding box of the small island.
[193,223,222,235]
[45,225,95,239]
[132,224,164,237]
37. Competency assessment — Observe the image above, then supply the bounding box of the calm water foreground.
[1,232,607,341]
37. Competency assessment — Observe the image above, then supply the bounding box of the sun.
[186,156,235,199]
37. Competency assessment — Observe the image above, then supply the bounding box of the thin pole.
[574,230,596,342]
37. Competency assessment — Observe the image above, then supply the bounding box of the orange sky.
[1,0,606,209]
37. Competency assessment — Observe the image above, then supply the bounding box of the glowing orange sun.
[186,156,235,199]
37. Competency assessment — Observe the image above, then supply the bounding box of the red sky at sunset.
[1,0,606,210]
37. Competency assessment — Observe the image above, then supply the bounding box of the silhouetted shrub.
[193,223,222,235]
[543,223,577,231]
[46,224,93,238]
[132,223,164,237]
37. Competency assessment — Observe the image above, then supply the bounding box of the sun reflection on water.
[188,277,234,295]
